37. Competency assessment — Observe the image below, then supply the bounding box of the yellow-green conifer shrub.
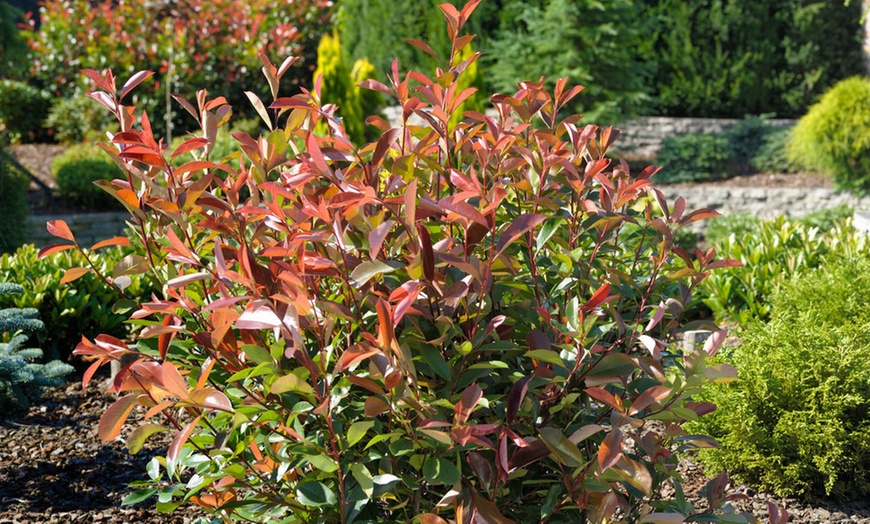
[349,57,384,142]
[449,42,487,128]
[787,76,870,193]
[313,32,366,144]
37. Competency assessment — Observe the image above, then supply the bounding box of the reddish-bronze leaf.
[46,220,75,243]
[628,386,671,416]
[168,415,202,462]
[585,387,623,412]
[455,384,483,425]
[37,243,76,259]
[60,267,91,284]
[90,236,130,251]
[506,375,532,425]
[494,214,546,258]
[98,393,141,442]
[598,429,623,471]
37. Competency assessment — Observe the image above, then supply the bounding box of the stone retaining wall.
[612,116,795,158]
[659,186,870,227]
[26,212,130,247]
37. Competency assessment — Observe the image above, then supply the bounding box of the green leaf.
[539,427,586,468]
[438,458,460,486]
[420,345,452,380]
[351,463,374,499]
[525,349,567,368]
[304,453,339,473]
[347,421,375,447]
[122,488,157,506]
[126,423,168,454]
[296,481,337,507]
[350,260,402,288]
[536,217,564,250]
[423,456,441,483]
[271,372,316,399]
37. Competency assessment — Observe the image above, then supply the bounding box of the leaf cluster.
[699,212,866,325]
[58,5,769,523]
[0,282,73,411]
[693,257,870,500]
[0,244,158,362]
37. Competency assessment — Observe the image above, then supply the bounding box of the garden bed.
[1,372,869,523]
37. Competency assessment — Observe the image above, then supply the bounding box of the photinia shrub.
[51,3,784,522]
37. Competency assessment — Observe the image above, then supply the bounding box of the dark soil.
[0,372,206,523]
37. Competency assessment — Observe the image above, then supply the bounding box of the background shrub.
[787,77,870,193]
[25,0,334,137]
[654,132,734,183]
[0,80,50,144]
[0,147,29,254]
[0,1,28,80]
[52,143,123,211]
[0,244,156,363]
[751,125,798,174]
[488,0,651,123]
[699,211,864,325]
[0,282,74,411]
[639,0,864,118]
[694,258,870,499]
[45,95,117,145]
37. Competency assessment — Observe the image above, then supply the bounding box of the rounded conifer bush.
[694,256,870,500]
[787,76,870,193]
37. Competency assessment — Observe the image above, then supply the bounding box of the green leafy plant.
[0,146,29,254]
[52,143,124,211]
[655,132,734,184]
[57,5,782,523]
[45,94,118,145]
[693,257,870,500]
[0,282,74,410]
[0,243,156,362]
[750,125,798,174]
[0,1,28,80]
[0,80,50,144]
[699,213,865,325]
[489,0,651,123]
[641,0,864,118]
[787,76,870,193]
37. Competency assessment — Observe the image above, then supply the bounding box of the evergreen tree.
[0,282,73,411]
[488,0,652,124]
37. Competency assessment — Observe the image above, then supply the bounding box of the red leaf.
[157,315,174,360]
[171,137,210,159]
[455,384,483,425]
[46,220,75,243]
[337,344,381,372]
[404,38,439,59]
[161,362,191,400]
[37,243,76,259]
[168,415,202,462]
[357,78,393,96]
[598,429,623,471]
[628,386,671,416]
[494,214,546,258]
[581,283,612,312]
[585,387,623,412]
[506,376,532,425]
[119,70,154,100]
[98,393,140,442]
[90,236,130,250]
[376,298,394,349]
[60,267,90,284]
